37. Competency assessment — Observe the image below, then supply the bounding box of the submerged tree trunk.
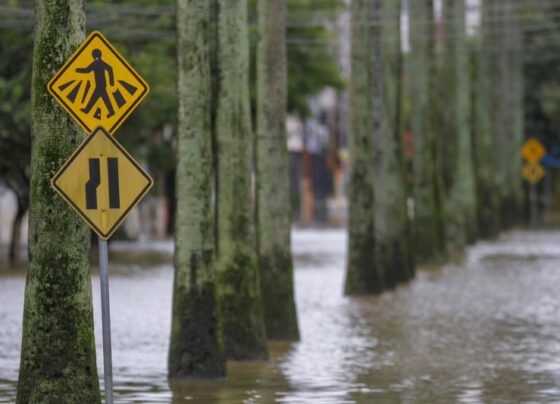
[215,0,268,360]
[372,0,414,287]
[441,0,477,253]
[9,198,27,265]
[499,0,524,227]
[256,0,299,340]
[473,0,501,238]
[410,0,445,263]
[169,0,225,379]
[344,0,382,295]
[17,1,100,402]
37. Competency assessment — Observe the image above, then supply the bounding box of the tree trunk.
[372,0,414,287]
[410,0,446,263]
[256,0,299,340]
[500,0,524,227]
[169,0,225,379]
[441,0,477,253]
[473,0,501,238]
[215,0,268,360]
[17,1,100,402]
[8,197,27,265]
[345,0,382,294]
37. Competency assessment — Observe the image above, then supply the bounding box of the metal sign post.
[98,239,113,404]
[529,184,537,227]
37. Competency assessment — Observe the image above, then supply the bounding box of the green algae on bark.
[345,0,382,295]
[17,0,100,403]
[215,0,268,360]
[256,0,299,340]
[372,0,414,287]
[169,0,225,379]
[410,0,446,264]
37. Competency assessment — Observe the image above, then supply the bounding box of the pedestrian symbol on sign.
[48,31,149,135]
[76,49,116,119]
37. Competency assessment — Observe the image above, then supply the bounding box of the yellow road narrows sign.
[52,127,153,240]
[48,31,149,135]
[522,162,545,185]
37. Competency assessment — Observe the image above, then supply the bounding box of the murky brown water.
[2,229,560,403]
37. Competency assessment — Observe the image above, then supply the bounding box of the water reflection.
[2,230,560,402]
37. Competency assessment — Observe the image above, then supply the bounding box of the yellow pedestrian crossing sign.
[48,31,149,135]
[52,127,153,240]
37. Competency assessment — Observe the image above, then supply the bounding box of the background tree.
[372,0,414,286]
[410,0,445,263]
[498,0,524,227]
[256,0,299,340]
[0,30,32,265]
[344,0,381,295]
[441,0,477,252]
[473,0,501,238]
[17,0,100,402]
[168,0,225,379]
[215,0,268,360]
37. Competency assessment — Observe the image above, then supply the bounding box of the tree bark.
[345,0,382,295]
[441,0,477,252]
[215,0,268,360]
[372,0,414,287]
[473,0,501,238]
[256,0,299,340]
[169,0,226,379]
[499,0,524,227]
[17,0,100,402]
[410,0,446,263]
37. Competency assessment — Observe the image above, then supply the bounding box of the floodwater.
[2,229,560,403]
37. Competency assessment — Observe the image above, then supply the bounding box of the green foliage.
[0,30,32,201]
[249,0,345,116]
[525,28,560,144]
[0,0,344,194]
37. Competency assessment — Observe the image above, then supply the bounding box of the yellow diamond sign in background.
[521,138,546,164]
[522,162,545,185]
[48,31,149,135]
[52,127,153,240]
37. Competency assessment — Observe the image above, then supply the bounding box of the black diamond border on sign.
[51,126,153,240]
[48,31,149,135]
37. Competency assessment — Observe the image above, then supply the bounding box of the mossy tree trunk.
[473,0,501,238]
[372,0,414,287]
[499,0,524,227]
[169,0,225,379]
[441,0,477,253]
[256,0,299,340]
[215,0,268,360]
[17,1,100,402]
[345,0,383,294]
[410,0,445,263]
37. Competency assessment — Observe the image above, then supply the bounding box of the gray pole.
[98,239,113,404]
[530,184,537,227]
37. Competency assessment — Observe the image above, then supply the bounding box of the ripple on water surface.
[3,230,560,402]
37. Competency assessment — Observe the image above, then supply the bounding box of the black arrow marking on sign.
[107,158,120,209]
[86,158,101,209]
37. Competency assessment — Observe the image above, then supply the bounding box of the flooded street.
[2,229,560,403]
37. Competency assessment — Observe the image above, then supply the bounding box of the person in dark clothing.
[76,48,115,118]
